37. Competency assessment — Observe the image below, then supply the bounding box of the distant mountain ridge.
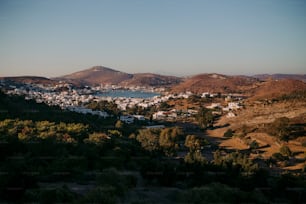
[254,74,306,82]
[2,66,306,99]
[0,76,55,85]
[58,66,133,85]
[56,66,182,87]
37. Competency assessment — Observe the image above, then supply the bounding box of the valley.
[0,66,305,203]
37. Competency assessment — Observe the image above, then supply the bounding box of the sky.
[0,0,305,77]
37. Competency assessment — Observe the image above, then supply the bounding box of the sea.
[96,90,160,99]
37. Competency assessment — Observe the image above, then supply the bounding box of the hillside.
[248,79,306,101]
[0,76,56,85]
[58,66,133,85]
[171,73,259,94]
[120,73,182,87]
[57,66,182,87]
[254,74,306,82]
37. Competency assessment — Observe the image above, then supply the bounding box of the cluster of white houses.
[1,81,243,123]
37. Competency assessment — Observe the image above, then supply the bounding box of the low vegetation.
[0,91,305,203]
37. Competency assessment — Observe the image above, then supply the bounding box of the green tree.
[84,132,109,146]
[136,129,160,152]
[184,151,206,165]
[197,108,214,129]
[185,135,207,151]
[279,145,292,157]
[159,127,183,156]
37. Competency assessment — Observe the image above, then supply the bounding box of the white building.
[120,115,134,124]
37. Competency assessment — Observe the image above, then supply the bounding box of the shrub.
[267,117,290,141]
[249,140,259,149]
[223,129,234,138]
[272,152,287,161]
[279,145,292,157]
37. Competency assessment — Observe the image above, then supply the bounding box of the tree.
[185,135,207,151]
[136,129,160,152]
[184,151,206,165]
[159,127,183,156]
[268,117,290,141]
[84,132,109,146]
[185,135,199,151]
[197,108,214,129]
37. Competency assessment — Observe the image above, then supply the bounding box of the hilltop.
[55,66,181,87]
[57,66,133,85]
[121,73,181,87]
[171,73,306,100]
[2,66,305,97]
[0,76,56,85]
[254,74,306,82]
[248,79,306,101]
[171,73,260,94]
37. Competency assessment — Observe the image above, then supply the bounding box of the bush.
[267,117,290,141]
[184,151,207,165]
[249,140,259,149]
[178,183,268,204]
[82,186,117,204]
[96,168,128,197]
[223,129,234,138]
[279,145,292,157]
[38,186,75,204]
[272,152,287,161]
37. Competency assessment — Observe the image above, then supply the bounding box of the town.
[0,79,243,124]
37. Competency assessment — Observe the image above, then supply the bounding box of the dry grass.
[206,99,306,171]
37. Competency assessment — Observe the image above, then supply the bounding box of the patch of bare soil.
[226,101,306,129]
[206,100,306,171]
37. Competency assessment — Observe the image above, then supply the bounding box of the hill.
[249,79,306,101]
[58,66,133,85]
[254,74,306,82]
[0,76,56,85]
[120,73,182,87]
[57,66,182,87]
[171,73,259,94]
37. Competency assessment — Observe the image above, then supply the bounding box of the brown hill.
[121,73,182,87]
[254,74,306,82]
[58,66,133,85]
[171,73,259,94]
[0,76,56,85]
[249,79,306,101]
[57,66,182,87]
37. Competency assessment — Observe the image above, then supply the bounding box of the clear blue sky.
[0,0,305,77]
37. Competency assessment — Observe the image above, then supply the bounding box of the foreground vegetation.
[0,92,305,203]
